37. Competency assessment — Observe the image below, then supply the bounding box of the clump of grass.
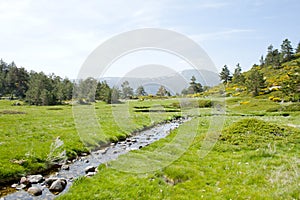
[220,118,294,149]
[46,137,67,167]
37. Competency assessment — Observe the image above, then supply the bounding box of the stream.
[1,117,189,200]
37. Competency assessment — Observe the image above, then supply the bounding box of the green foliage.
[198,99,213,108]
[136,85,147,96]
[121,80,134,99]
[232,63,245,85]
[296,42,300,54]
[219,65,232,84]
[156,85,170,96]
[0,59,74,105]
[280,38,294,62]
[245,68,266,96]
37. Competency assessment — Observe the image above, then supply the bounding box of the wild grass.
[58,98,300,200]
[1,97,299,199]
[0,99,181,183]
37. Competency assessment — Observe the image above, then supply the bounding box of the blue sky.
[0,0,299,78]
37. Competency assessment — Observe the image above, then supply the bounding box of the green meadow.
[1,96,299,199]
[0,99,181,183]
[58,98,300,200]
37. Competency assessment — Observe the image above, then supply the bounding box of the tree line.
[0,59,184,105]
[0,59,74,105]
[219,38,300,99]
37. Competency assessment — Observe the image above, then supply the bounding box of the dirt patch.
[0,110,26,115]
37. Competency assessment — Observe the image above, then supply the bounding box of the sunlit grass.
[0,99,180,182]
[58,98,299,200]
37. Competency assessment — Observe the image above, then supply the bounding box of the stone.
[44,177,58,187]
[61,164,69,170]
[27,187,42,196]
[28,174,44,183]
[49,179,67,193]
[131,139,137,143]
[84,160,89,163]
[11,183,18,188]
[85,172,96,177]
[98,149,107,154]
[84,166,96,174]
[20,176,29,185]
[15,184,27,190]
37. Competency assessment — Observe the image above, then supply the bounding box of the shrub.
[198,99,213,108]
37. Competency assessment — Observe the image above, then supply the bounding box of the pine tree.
[232,63,245,85]
[219,65,232,84]
[156,85,168,96]
[246,69,265,96]
[96,81,112,103]
[280,38,294,62]
[296,42,300,54]
[187,76,203,94]
[121,81,134,99]
[136,86,147,96]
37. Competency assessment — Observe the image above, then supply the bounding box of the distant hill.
[100,69,220,95]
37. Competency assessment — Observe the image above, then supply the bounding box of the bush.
[198,99,213,108]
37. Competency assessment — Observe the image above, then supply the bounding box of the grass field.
[0,97,299,199]
[58,98,300,200]
[0,99,182,183]
[59,104,300,199]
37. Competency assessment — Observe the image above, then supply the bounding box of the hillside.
[210,53,300,102]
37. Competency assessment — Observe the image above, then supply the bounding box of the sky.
[0,0,299,79]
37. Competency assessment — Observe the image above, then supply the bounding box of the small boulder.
[15,184,27,190]
[49,179,67,193]
[84,166,96,174]
[20,176,29,185]
[85,172,96,177]
[44,177,58,187]
[61,164,69,170]
[98,149,107,154]
[27,187,42,196]
[28,175,44,183]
